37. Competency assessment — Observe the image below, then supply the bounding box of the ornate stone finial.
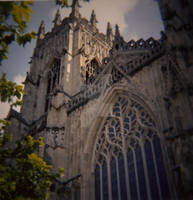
[70,0,81,18]
[90,10,98,27]
[112,24,125,52]
[106,22,113,42]
[53,8,61,26]
[37,20,45,40]
[115,24,121,39]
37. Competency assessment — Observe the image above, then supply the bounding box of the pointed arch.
[44,57,61,112]
[82,84,172,200]
[85,57,101,84]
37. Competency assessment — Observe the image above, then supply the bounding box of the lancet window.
[85,59,99,84]
[51,58,61,89]
[94,95,171,200]
[45,58,61,112]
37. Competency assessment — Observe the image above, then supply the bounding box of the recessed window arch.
[85,58,100,84]
[51,58,61,89]
[44,71,52,112]
[94,95,171,200]
[44,58,61,112]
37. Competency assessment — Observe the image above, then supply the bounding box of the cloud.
[0,74,25,120]
[80,0,139,35]
[52,0,139,40]
[13,74,25,85]
[0,102,10,120]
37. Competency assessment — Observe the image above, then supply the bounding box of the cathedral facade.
[7,0,193,199]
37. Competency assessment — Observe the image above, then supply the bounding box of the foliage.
[0,135,63,200]
[0,1,95,199]
[0,2,66,199]
[0,73,24,105]
[0,72,24,131]
[56,0,69,7]
[0,60,63,200]
[0,1,36,65]
[0,0,91,65]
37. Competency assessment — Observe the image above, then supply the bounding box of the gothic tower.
[7,0,193,199]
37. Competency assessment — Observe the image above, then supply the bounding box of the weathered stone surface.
[7,0,193,199]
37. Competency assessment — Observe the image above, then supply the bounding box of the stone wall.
[6,0,193,199]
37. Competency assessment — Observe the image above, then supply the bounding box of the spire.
[112,24,125,52]
[106,22,113,42]
[115,24,121,39]
[37,20,45,40]
[70,0,81,18]
[53,8,61,26]
[90,10,98,27]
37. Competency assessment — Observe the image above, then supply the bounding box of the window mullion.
[120,112,130,200]
[132,148,141,200]
[140,143,152,200]
[100,164,103,200]
[150,140,163,200]
[116,157,121,200]
[107,159,112,200]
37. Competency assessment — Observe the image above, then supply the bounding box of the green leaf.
[0,1,35,65]
[3,33,15,45]
[56,0,68,7]
[16,32,36,47]
[10,2,33,31]
[0,73,24,106]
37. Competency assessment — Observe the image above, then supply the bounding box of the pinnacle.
[53,8,61,26]
[115,24,121,38]
[90,9,98,26]
[70,0,81,18]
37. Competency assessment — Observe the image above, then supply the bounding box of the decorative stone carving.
[53,9,61,26]
[161,60,185,98]
[44,127,65,148]
[90,10,98,27]
[95,95,157,160]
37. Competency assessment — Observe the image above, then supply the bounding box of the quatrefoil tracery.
[95,95,157,161]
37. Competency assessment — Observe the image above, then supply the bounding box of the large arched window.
[94,95,171,200]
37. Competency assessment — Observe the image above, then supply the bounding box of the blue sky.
[0,0,164,118]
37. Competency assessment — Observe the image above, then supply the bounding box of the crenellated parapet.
[111,36,163,53]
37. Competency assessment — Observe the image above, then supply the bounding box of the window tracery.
[45,58,61,112]
[85,59,100,84]
[51,58,61,89]
[94,95,171,200]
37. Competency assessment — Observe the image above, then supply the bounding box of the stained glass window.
[135,145,148,200]
[94,95,171,200]
[95,164,101,200]
[118,153,127,200]
[144,140,160,200]
[153,136,171,199]
[127,149,138,200]
[110,157,118,200]
[102,161,109,200]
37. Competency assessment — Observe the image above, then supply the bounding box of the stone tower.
[7,0,193,199]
